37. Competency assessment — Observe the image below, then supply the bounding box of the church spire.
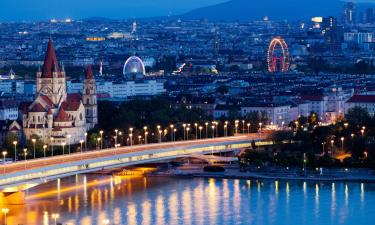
[85,65,94,79]
[41,39,59,78]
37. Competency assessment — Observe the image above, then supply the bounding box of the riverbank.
[147,165,375,183]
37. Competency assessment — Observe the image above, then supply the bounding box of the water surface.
[2,174,375,225]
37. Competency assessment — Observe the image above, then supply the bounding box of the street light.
[32,138,36,159]
[62,142,66,155]
[2,151,7,174]
[186,127,190,140]
[158,130,162,143]
[50,137,54,156]
[2,208,9,225]
[182,124,186,140]
[51,213,59,225]
[129,133,133,146]
[259,123,263,135]
[169,124,174,141]
[211,125,215,138]
[67,134,72,154]
[144,126,148,144]
[205,122,209,138]
[341,137,345,152]
[330,140,335,155]
[194,123,198,139]
[234,120,239,134]
[84,132,88,151]
[242,120,245,133]
[199,126,203,139]
[80,140,84,154]
[114,129,118,148]
[145,132,149,144]
[12,140,17,161]
[247,123,251,134]
[43,145,47,159]
[344,122,349,129]
[23,148,27,169]
[138,135,142,144]
[99,130,104,149]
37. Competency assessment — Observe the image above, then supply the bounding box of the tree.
[217,85,229,95]
[270,130,293,145]
[346,107,371,129]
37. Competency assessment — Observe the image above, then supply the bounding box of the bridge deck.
[0,134,267,190]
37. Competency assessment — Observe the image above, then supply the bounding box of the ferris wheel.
[267,36,290,73]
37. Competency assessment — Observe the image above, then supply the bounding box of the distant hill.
[182,0,375,21]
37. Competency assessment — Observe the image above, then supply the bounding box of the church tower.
[82,65,98,129]
[36,39,67,105]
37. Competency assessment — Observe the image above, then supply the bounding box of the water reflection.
[1,175,374,225]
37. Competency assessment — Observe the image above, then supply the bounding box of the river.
[2,174,375,225]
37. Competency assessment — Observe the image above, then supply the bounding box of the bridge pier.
[0,191,26,205]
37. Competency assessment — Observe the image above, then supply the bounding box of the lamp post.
[211,125,215,138]
[32,138,36,159]
[186,127,190,140]
[242,120,245,133]
[12,140,17,161]
[199,126,203,139]
[138,135,142,144]
[67,134,71,154]
[158,130,162,143]
[114,129,118,148]
[80,140,84,154]
[259,122,263,137]
[322,142,326,155]
[43,145,47,160]
[84,132,88,151]
[169,125,174,141]
[2,151,7,174]
[194,123,198,139]
[2,208,9,225]
[182,124,186,140]
[62,142,66,155]
[143,126,148,144]
[23,149,27,169]
[129,133,133,146]
[331,140,334,155]
[99,130,104,149]
[205,122,209,138]
[145,132,149,144]
[234,120,239,134]
[215,121,218,137]
[247,123,251,134]
[341,137,345,152]
[51,213,59,225]
[225,121,229,136]
[50,137,54,156]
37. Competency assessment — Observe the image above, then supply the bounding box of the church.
[22,40,98,145]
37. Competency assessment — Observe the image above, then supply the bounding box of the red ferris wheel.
[267,36,290,73]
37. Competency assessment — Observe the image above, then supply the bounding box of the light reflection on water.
[2,175,375,225]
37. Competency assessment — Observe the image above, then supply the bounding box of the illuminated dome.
[123,56,146,76]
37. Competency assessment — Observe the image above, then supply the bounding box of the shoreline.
[146,167,375,183]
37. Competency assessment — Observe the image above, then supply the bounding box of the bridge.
[0,134,268,204]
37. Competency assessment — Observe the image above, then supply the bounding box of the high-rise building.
[343,2,356,25]
[366,8,375,23]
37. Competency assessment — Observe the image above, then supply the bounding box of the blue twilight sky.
[0,0,227,21]
[1,0,375,22]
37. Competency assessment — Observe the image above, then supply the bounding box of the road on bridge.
[1,134,265,176]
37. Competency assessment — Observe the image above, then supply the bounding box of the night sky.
[0,0,226,21]
[1,0,375,22]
